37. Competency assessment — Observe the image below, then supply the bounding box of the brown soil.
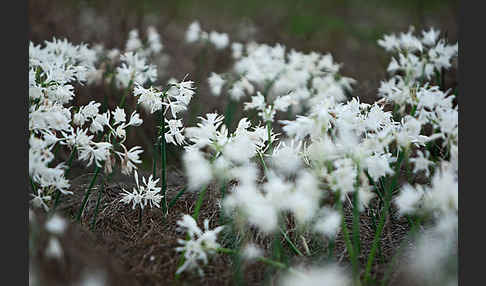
[30,165,420,286]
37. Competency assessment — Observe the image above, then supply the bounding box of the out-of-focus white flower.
[208,72,225,96]
[241,243,263,261]
[209,31,229,50]
[186,21,201,43]
[421,27,440,46]
[231,42,244,59]
[314,208,342,239]
[125,29,143,52]
[279,264,352,286]
[147,26,163,54]
[395,184,424,216]
[244,92,266,111]
[364,154,394,181]
[45,214,67,235]
[77,270,107,286]
[183,149,212,191]
[409,150,434,177]
[45,237,63,259]
[271,141,302,176]
[378,34,400,52]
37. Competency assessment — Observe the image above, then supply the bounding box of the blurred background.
[29,0,458,170]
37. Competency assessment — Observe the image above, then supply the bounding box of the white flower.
[279,264,352,286]
[30,189,52,211]
[133,83,163,114]
[421,28,440,46]
[314,207,342,239]
[90,112,110,133]
[241,243,263,261]
[423,164,458,214]
[186,21,202,43]
[78,141,112,167]
[183,149,212,191]
[111,107,126,125]
[395,184,424,216]
[364,154,394,181]
[175,215,224,276]
[209,31,229,49]
[45,214,67,235]
[208,72,225,96]
[117,145,143,175]
[273,94,295,112]
[222,135,256,164]
[271,141,302,176]
[120,170,162,210]
[165,119,185,146]
[378,34,400,52]
[244,92,265,111]
[46,237,63,259]
[409,150,434,177]
[147,26,163,53]
[125,29,143,51]
[281,116,317,140]
[231,42,244,59]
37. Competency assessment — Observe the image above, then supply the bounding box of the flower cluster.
[377,27,458,107]
[132,77,196,146]
[182,113,274,190]
[185,21,230,50]
[29,38,147,211]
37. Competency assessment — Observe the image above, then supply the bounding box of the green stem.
[224,98,237,132]
[328,239,335,259]
[410,104,417,117]
[192,186,207,221]
[76,166,101,222]
[258,152,269,175]
[90,180,104,231]
[280,228,304,257]
[336,192,357,280]
[352,187,361,258]
[168,188,187,209]
[266,121,273,154]
[219,181,227,224]
[216,248,288,269]
[29,177,37,194]
[160,110,167,215]
[271,216,284,263]
[118,79,133,108]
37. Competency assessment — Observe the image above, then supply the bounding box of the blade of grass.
[192,186,207,221]
[159,109,168,215]
[76,165,101,222]
[168,187,187,209]
[280,228,304,257]
[90,179,104,231]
